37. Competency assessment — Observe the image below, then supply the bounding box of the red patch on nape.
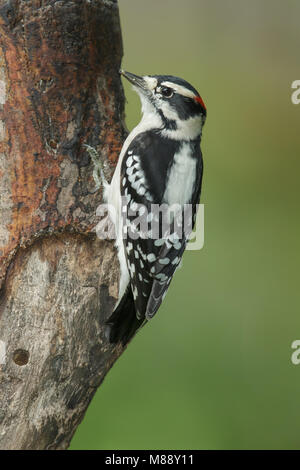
[194,95,206,110]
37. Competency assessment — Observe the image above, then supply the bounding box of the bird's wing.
[123,211,188,320]
[120,132,203,321]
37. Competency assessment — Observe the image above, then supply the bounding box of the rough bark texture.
[0,0,127,449]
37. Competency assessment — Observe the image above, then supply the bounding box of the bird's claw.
[83,144,107,192]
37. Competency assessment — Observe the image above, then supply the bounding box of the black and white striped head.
[120,70,206,140]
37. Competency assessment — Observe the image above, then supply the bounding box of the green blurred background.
[71,0,300,449]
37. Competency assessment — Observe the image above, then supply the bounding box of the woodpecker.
[103,70,206,345]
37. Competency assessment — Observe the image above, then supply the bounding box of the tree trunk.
[0,0,126,450]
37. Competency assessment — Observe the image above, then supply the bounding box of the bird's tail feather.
[105,287,145,345]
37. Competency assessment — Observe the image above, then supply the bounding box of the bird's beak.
[120,70,149,93]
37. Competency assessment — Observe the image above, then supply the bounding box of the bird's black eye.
[160,86,173,98]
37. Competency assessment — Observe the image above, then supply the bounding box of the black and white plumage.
[104,71,206,344]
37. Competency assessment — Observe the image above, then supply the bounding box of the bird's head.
[120,70,206,140]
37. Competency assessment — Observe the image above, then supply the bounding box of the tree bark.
[0,0,126,450]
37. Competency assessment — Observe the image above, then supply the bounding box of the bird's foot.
[83,144,108,193]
